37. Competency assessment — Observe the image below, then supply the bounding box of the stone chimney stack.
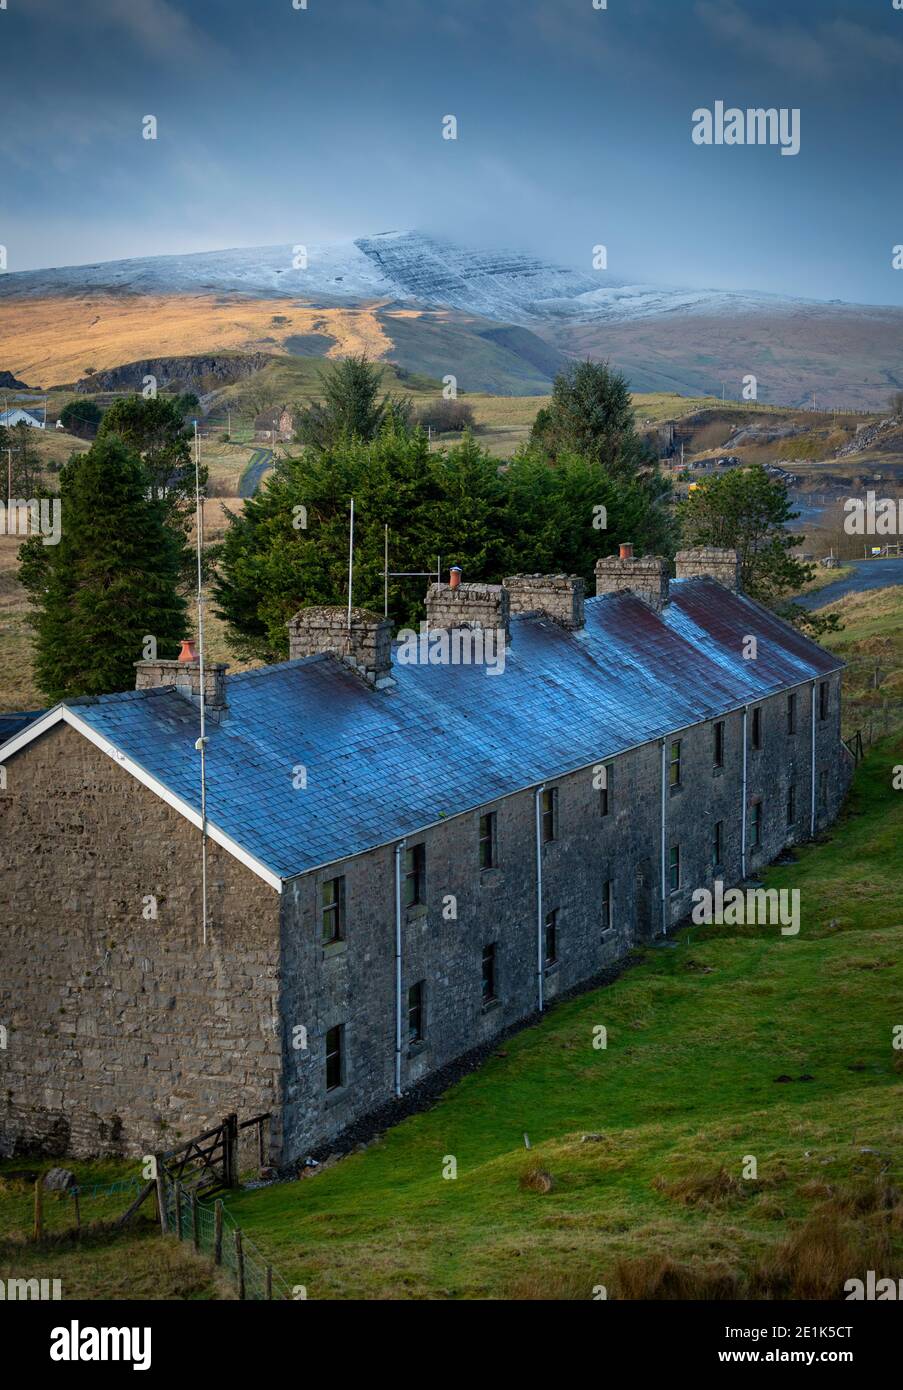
[287,605,396,690]
[425,570,510,642]
[595,545,670,611]
[503,574,585,629]
[135,645,229,718]
[675,547,741,591]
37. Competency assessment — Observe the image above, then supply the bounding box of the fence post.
[73,1186,81,1236]
[32,1178,42,1245]
[191,1190,199,1252]
[234,1228,245,1300]
[214,1199,223,1265]
[155,1162,168,1236]
[266,1265,273,1300]
[174,1181,183,1241]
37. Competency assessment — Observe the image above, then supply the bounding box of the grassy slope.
[0,1160,234,1299]
[218,739,902,1300]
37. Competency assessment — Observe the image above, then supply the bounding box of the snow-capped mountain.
[0,228,810,325]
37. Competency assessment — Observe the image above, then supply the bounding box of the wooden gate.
[157,1112,270,1199]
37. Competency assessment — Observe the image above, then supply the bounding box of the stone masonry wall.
[0,723,283,1162]
[425,582,510,636]
[278,673,849,1161]
[594,556,670,610]
[287,606,394,688]
[503,575,585,628]
[675,548,741,590]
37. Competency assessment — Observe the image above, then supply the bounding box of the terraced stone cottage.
[0,548,851,1165]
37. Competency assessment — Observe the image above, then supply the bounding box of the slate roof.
[0,710,44,743]
[0,579,842,886]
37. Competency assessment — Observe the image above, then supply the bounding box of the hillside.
[2,231,902,405]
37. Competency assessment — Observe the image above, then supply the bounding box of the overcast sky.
[2,0,902,304]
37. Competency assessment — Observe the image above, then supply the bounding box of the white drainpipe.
[660,739,667,934]
[393,841,404,1097]
[810,680,817,836]
[741,706,748,879]
[534,785,544,1012]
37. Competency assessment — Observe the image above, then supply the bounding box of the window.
[751,707,762,750]
[541,788,558,843]
[819,769,829,807]
[481,943,497,1003]
[408,982,424,1044]
[668,845,680,894]
[713,721,725,769]
[601,879,613,933]
[325,1024,344,1092]
[669,740,682,787]
[787,783,796,826]
[787,693,797,735]
[544,910,558,966]
[712,820,723,868]
[404,843,425,908]
[819,682,829,721]
[600,764,612,817]
[478,813,496,869]
[751,800,763,848]
[321,876,345,943]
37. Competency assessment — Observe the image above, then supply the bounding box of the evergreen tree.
[213,420,675,662]
[293,355,412,450]
[59,398,103,439]
[97,394,199,504]
[530,359,653,480]
[24,435,188,702]
[678,464,809,605]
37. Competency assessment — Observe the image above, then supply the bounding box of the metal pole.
[394,842,403,1097]
[534,787,544,1011]
[194,421,209,948]
[384,523,388,618]
[347,497,355,631]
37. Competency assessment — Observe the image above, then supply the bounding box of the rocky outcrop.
[0,369,35,390]
[70,353,273,394]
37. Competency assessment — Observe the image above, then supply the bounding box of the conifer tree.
[24,434,188,702]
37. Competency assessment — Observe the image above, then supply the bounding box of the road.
[796,557,903,610]
[239,447,274,498]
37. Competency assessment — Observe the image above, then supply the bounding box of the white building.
[0,408,44,429]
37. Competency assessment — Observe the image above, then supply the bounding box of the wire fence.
[0,1173,153,1242]
[162,1178,293,1301]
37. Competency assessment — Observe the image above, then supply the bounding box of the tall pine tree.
[25,434,188,702]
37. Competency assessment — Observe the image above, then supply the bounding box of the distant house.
[253,406,294,442]
[0,408,44,430]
